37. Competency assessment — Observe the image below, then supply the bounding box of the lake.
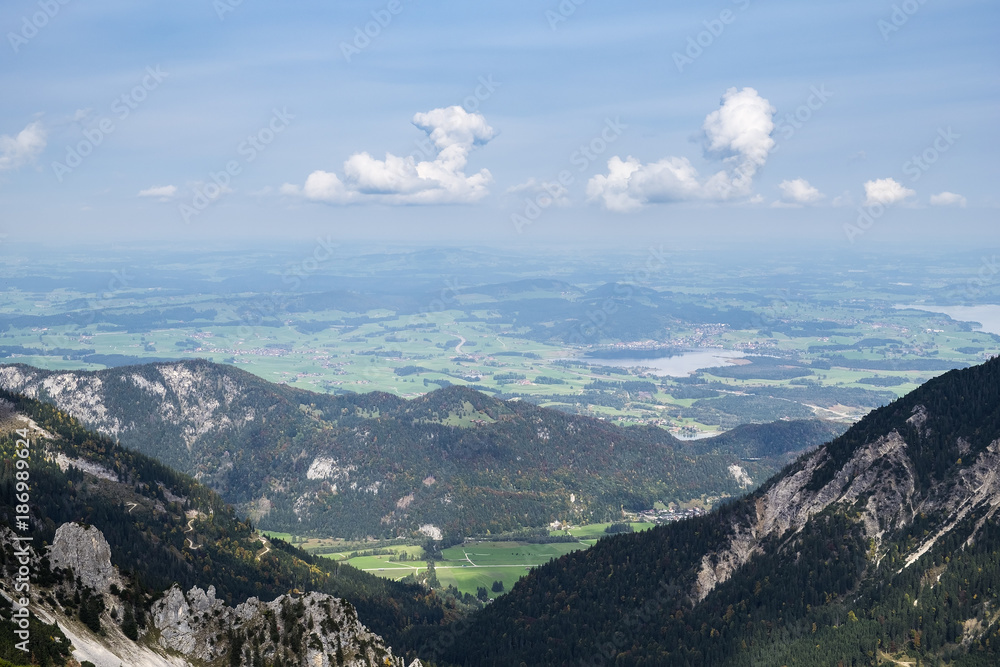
[584,349,746,377]
[896,304,1000,336]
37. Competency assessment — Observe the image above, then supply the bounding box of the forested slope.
[0,390,454,663]
[0,361,836,537]
[437,357,1000,666]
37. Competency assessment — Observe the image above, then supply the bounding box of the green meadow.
[272,525,667,599]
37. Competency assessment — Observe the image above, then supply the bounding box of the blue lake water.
[896,304,1000,336]
[583,349,746,377]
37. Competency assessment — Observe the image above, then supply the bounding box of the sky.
[0,0,996,248]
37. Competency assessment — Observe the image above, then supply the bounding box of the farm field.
[2,246,998,434]
[266,523,660,599]
[552,522,657,543]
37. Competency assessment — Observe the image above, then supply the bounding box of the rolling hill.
[0,360,841,538]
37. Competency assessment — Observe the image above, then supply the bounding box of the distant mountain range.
[436,356,1000,666]
[0,360,842,538]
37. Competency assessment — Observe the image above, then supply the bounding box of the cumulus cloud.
[137,185,178,201]
[587,88,775,212]
[283,106,496,205]
[0,121,46,171]
[863,178,915,206]
[777,178,824,205]
[929,191,967,207]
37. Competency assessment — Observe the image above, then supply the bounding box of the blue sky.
[0,0,996,247]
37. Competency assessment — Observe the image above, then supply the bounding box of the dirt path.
[878,651,916,666]
[184,511,200,550]
[360,564,532,572]
[255,535,271,560]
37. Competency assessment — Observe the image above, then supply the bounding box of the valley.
[0,359,843,541]
[264,522,659,601]
[2,248,996,437]
[3,1,995,664]
[4,354,1000,666]
[434,357,1000,666]
[2,245,998,667]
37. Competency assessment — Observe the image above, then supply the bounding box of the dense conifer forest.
[433,358,1000,666]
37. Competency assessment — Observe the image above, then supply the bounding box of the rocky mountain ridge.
[0,359,840,538]
[0,387,457,665]
[0,523,420,667]
[693,418,1000,604]
[437,356,1000,665]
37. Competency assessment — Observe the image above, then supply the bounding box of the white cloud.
[863,178,915,207]
[929,191,967,207]
[702,87,776,169]
[284,106,496,205]
[0,121,46,171]
[137,185,178,200]
[587,88,775,212]
[777,178,824,205]
[301,170,353,203]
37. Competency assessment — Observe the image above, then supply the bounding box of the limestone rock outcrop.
[48,523,122,594]
[152,584,422,667]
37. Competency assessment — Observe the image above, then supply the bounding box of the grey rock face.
[28,523,425,666]
[48,523,121,594]
[693,405,1000,603]
[152,584,422,667]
